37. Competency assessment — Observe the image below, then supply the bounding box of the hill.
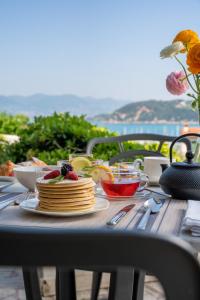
[92,99,199,123]
[0,94,129,117]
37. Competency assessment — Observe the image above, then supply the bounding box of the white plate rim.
[0,182,14,191]
[0,176,16,182]
[20,197,110,217]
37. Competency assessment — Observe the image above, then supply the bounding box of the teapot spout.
[160,163,169,173]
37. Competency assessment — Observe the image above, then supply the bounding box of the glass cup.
[112,160,143,172]
[57,160,69,167]
[101,168,149,199]
[68,153,93,162]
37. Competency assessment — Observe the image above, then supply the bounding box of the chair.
[22,267,42,300]
[86,133,191,164]
[86,133,192,300]
[0,227,200,300]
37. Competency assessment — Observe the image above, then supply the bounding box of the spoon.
[137,197,163,230]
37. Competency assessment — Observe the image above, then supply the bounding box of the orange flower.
[173,29,199,52]
[186,43,200,74]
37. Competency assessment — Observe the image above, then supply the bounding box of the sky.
[0,0,200,101]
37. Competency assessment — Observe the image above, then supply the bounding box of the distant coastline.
[91,99,199,124]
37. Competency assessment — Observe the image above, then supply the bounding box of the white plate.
[0,176,16,182]
[20,197,110,217]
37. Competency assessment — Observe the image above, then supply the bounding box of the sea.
[92,121,199,136]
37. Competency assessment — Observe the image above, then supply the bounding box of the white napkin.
[183,200,200,236]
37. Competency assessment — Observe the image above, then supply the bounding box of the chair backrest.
[0,227,200,300]
[86,133,191,164]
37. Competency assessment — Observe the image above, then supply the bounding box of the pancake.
[36,177,94,189]
[38,195,95,203]
[36,176,96,212]
[38,201,95,212]
[39,192,94,199]
[36,183,95,192]
[38,187,94,196]
[39,199,95,207]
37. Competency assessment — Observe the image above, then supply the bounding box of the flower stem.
[198,94,200,125]
[180,73,193,81]
[175,56,198,94]
[197,75,200,93]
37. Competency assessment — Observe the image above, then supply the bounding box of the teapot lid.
[171,161,200,168]
[171,150,200,168]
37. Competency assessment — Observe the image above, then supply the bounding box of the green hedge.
[0,113,116,164]
[0,112,180,164]
[0,112,29,134]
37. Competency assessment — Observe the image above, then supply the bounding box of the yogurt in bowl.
[14,165,60,191]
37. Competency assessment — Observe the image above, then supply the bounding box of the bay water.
[93,121,199,136]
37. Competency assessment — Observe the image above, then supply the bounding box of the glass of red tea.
[101,168,148,199]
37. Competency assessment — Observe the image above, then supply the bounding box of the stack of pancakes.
[36,177,96,212]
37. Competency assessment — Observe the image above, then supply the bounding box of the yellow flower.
[186,43,200,74]
[173,29,199,52]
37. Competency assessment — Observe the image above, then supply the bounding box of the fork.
[14,192,36,205]
[0,190,36,211]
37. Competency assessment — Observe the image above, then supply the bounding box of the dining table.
[0,181,198,248]
[0,179,200,300]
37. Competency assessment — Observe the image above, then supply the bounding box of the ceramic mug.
[143,156,170,185]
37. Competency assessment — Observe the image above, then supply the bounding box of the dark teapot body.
[159,133,200,200]
[159,163,200,200]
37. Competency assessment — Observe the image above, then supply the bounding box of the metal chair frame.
[86,133,191,164]
[0,227,200,300]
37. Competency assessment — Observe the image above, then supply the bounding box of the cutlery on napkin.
[0,193,20,211]
[182,200,200,236]
[0,192,35,211]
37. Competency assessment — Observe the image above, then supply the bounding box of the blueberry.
[61,163,73,176]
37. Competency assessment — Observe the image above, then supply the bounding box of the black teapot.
[159,133,200,200]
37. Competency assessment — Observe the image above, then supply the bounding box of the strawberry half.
[65,171,78,181]
[44,170,60,180]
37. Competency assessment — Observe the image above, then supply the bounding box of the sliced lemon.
[71,157,92,172]
[90,165,114,183]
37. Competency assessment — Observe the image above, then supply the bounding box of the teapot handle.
[169,133,200,163]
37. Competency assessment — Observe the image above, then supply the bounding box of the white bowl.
[14,166,60,191]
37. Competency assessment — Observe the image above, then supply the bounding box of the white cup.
[143,156,170,185]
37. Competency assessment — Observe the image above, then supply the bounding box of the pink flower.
[166,71,189,95]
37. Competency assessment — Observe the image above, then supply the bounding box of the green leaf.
[80,174,92,178]
[48,175,64,184]
[82,166,94,171]
[187,93,196,100]
[191,100,198,110]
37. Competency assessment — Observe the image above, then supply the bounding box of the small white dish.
[14,166,60,191]
[20,197,110,217]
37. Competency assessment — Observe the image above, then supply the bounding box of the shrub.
[1,113,116,164]
[0,112,29,135]
[0,112,182,164]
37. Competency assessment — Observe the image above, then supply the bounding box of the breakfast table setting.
[0,135,200,251]
[0,180,198,251]
[1,133,200,300]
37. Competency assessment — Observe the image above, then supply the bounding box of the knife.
[107,204,135,226]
